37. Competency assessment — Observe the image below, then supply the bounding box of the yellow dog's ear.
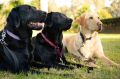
[75,14,86,27]
[75,17,81,24]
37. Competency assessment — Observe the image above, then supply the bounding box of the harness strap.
[0,30,19,72]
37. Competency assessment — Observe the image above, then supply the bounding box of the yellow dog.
[63,12,120,68]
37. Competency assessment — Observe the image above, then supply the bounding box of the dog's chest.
[85,37,97,51]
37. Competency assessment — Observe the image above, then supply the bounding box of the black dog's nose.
[68,19,73,23]
[39,10,47,15]
[42,11,47,15]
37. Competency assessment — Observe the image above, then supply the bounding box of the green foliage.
[68,23,80,33]
[110,0,120,17]
[0,4,3,10]
[0,0,24,30]
[77,4,90,17]
[31,0,40,9]
[98,9,112,19]
[9,0,24,7]
[69,4,90,33]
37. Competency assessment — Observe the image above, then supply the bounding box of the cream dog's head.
[76,12,103,32]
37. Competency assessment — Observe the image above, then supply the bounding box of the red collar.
[41,33,63,59]
[41,33,57,48]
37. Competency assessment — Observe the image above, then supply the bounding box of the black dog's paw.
[87,67,94,73]
[67,66,74,70]
[69,63,84,68]
[55,64,74,70]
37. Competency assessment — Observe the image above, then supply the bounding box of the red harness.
[41,33,63,60]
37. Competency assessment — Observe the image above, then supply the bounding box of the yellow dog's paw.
[88,62,100,69]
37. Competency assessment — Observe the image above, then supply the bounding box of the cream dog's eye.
[89,16,93,19]
[98,17,100,19]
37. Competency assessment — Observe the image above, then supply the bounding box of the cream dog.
[63,12,120,68]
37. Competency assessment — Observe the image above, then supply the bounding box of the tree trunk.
[40,0,48,12]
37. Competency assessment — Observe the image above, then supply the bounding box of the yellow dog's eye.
[89,16,93,19]
[98,17,100,19]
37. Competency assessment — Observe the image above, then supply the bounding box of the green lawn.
[0,34,120,79]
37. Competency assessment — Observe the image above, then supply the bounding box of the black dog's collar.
[0,30,7,45]
[6,30,21,40]
[41,33,63,59]
[0,30,21,45]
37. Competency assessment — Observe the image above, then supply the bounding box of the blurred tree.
[10,0,24,7]
[48,0,73,18]
[0,4,3,10]
[31,0,40,9]
[77,4,90,17]
[68,4,90,33]
[3,0,24,16]
[40,0,48,12]
[92,0,105,10]
[48,0,60,12]
[0,0,24,30]
[110,0,120,17]
[98,9,112,19]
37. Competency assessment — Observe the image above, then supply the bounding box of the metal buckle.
[60,57,63,64]
[0,30,7,45]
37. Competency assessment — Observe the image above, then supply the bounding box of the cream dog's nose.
[97,22,103,31]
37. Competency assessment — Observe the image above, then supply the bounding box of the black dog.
[32,12,84,69]
[0,5,46,73]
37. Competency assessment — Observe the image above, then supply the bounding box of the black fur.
[32,12,84,69]
[0,5,46,73]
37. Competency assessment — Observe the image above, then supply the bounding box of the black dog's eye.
[89,16,93,19]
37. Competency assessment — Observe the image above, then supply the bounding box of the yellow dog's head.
[76,12,103,32]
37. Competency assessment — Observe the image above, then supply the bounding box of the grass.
[0,34,120,79]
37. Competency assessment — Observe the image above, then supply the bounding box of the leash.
[41,33,63,62]
[0,30,19,72]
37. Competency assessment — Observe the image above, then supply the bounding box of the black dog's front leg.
[61,55,84,68]
[61,55,94,73]
[31,61,74,70]
[30,61,51,68]
[52,63,74,70]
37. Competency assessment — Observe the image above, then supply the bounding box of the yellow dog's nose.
[97,22,103,31]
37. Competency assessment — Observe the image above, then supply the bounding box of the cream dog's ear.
[75,17,81,24]
[75,14,86,27]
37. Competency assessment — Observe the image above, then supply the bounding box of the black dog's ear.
[7,7,20,28]
[45,12,53,27]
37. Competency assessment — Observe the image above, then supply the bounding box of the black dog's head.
[44,12,73,31]
[7,5,47,30]
[6,5,47,39]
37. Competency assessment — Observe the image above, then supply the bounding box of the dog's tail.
[101,55,120,68]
